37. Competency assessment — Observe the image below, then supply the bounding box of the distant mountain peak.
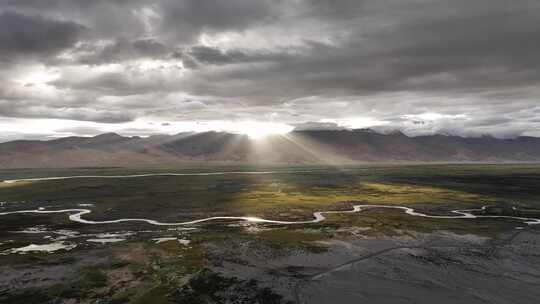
[1,131,539,168]
[93,132,124,139]
[353,128,377,133]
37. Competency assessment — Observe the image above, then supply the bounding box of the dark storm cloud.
[157,0,281,42]
[1,0,540,138]
[1,0,149,39]
[0,11,85,62]
[187,2,540,98]
[3,0,281,43]
[76,38,169,64]
[133,39,168,56]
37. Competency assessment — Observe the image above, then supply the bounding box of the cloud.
[157,0,282,42]
[181,46,288,66]
[0,11,85,62]
[74,38,169,65]
[54,126,105,136]
[0,101,135,123]
[293,122,348,131]
[0,0,540,138]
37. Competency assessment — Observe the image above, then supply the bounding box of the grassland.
[1,164,539,250]
[3,164,535,221]
[1,164,540,303]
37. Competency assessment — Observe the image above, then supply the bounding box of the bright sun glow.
[224,121,294,139]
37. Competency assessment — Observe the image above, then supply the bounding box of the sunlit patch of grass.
[0,181,32,188]
[229,182,493,216]
[355,182,491,204]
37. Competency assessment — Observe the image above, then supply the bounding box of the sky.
[1,0,540,141]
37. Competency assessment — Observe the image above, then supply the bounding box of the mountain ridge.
[1,130,539,168]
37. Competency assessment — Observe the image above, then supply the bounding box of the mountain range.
[1,129,540,168]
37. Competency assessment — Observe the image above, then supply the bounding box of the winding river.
[2,172,540,226]
[1,205,539,226]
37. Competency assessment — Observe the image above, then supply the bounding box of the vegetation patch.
[169,269,292,304]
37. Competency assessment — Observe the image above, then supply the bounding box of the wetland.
[1,164,540,303]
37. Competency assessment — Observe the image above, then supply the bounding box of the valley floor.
[1,164,540,303]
